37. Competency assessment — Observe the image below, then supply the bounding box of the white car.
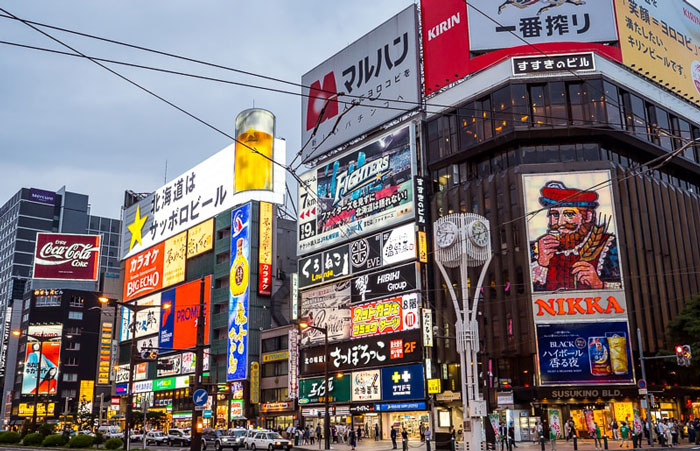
[247,431,291,451]
[144,431,169,446]
[97,426,122,439]
[243,430,268,449]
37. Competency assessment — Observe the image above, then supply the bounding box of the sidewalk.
[293,438,700,451]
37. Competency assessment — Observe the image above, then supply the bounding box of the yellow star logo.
[127,205,147,251]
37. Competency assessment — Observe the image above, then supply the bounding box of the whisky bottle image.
[230,238,249,297]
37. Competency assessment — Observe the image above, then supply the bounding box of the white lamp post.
[433,213,492,451]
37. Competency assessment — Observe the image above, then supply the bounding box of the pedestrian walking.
[420,423,425,442]
[611,420,620,441]
[499,422,508,451]
[509,421,517,448]
[349,428,357,451]
[375,423,380,441]
[593,422,603,450]
[391,425,398,450]
[402,427,409,451]
[425,425,432,451]
[549,426,557,451]
[620,421,630,448]
[357,426,362,442]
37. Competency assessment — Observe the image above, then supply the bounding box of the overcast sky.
[0,1,415,218]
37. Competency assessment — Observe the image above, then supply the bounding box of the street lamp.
[298,319,330,451]
[99,296,170,451]
[12,329,60,429]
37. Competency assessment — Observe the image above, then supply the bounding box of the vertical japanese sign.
[615,0,700,106]
[227,203,251,381]
[0,307,11,380]
[97,321,113,385]
[78,380,95,414]
[288,329,299,399]
[291,273,299,320]
[250,361,260,404]
[21,325,62,395]
[258,202,273,296]
[422,309,433,347]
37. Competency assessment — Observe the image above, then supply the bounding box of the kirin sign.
[33,233,101,281]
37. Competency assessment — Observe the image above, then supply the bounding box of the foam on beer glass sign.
[235,109,274,193]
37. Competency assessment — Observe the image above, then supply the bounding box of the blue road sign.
[193,389,208,406]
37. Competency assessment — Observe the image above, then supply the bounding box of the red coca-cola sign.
[33,233,101,281]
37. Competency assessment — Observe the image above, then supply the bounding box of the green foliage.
[68,434,95,448]
[94,432,105,445]
[0,431,21,444]
[23,432,45,446]
[667,294,700,368]
[104,437,124,450]
[38,423,56,437]
[20,423,33,438]
[41,434,67,447]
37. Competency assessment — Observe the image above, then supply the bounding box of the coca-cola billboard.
[32,233,101,281]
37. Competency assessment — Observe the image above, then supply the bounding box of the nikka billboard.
[300,5,420,162]
[32,233,101,281]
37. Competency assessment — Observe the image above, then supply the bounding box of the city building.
[258,325,295,431]
[420,0,700,439]
[116,113,296,431]
[0,186,121,424]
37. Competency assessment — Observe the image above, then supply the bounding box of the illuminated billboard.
[123,232,186,302]
[121,139,286,260]
[615,0,700,106]
[21,325,62,395]
[227,203,251,381]
[119,294,161,342]
[258,202,273,296]
[187,218,214,258]
[159,276,212,350]
[32,233,101,281]
[297,125,416,255]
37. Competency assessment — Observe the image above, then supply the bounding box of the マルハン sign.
[300,5,420,162]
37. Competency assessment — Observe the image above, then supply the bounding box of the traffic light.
[682,345,692,367]
[676,345,685,366]
[675,345,692,367]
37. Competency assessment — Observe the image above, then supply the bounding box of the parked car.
[202,429,226,450]
[168,428,191,446]
[144,431,169,446]
[130,431,144,442]
[215,428,247,451]
[243,430,270,449]
[247,431,291,451]
[97,426,122,439]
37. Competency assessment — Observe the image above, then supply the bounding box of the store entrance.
[387,412,429,440]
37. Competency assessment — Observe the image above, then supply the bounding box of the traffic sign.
[638,388,648,395]
[193,389,208,406]
[638,379,647,389]
[195,406,205,411]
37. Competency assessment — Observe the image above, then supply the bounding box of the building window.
[68,311,83,320]
[35,295,60,307]
[22,313,28,322]
[69,296,84,308]
[64,357,78,366]
[262,360,288,378]
[63,373,78,382]
[61,389,77,398]
[65,342,81,351]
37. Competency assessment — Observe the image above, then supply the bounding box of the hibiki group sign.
[32,233,101,281]
[300,6,420,162]
[227,203,251,381]
[297,125,416,255]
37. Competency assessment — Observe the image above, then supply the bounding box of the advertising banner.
[350,262,418,304]
[352,370,381,401]
[300,6,420,162]
[78,380,94,414]
[29,188,56,205]
[159,276,211,350]
[163,232,187,288]
[522,171,623,294]
[32,233,101,281]
[298,222,417,290]
[615,0,700,107]
[18,403,55,417]
[227,203,251,381]
[536,321,634,386]
[289,329,299,399]
[299,376,352,404]
[123,242,166,302]
[157,355,182,377]
[114,363,147,383]
[299,281,352,346]
[351,293,420,338]
[119,294,161,342]
[466,0,618,52]
[300,329,422,374]
[532,291,628,323]
[380,363,425,401]
[187,218,214,259]
[97,321,113,385]
[0,307,11,380]
[182,349,210,374]
[21,325,62,395]
[297,125,416,255]
[121,140,286,259]
[250,361,260,404]
[258,202,273,296]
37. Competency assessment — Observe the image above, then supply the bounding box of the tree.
[666,294,700,371]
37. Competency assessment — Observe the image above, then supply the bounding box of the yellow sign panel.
[163,231,187,287]
[79,380,94,403]
[187,219,214,259]
[250,361,260,405]
[613,401,634,423]
[262,350,289,363]
[418,231,428,263]
[428,378,442,394]
[259,203,273,267]
[19,403,55,417]
[615,0,700,106]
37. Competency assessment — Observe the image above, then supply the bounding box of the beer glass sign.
[235,109,274,193]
